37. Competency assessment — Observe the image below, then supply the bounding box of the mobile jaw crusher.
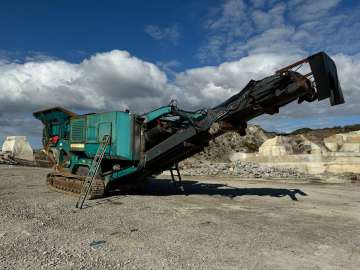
[33,52,344,202]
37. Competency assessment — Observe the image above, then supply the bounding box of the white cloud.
[0,50,359,147]
[198,0,357,62]
[197,35,225,63]
[0,50,180,146]
[198,0,254,62]
[224,25,307,59]
[252,3,286,31]
[144,24,180,44]
[1,1,359,147]
[287,0,341,22]
[156,60,181,77]
[0,50,175,114]
[1,49,358,120]
[176,53,299,108]
[176,52,360,120]
[207,0,247,32]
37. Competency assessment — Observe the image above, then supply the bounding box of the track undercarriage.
[46,169,148,199]
[46,171,105,199]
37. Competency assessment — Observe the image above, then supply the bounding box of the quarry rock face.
[259,136,293,157]
[231,130,360,175]
[292,135,326,155]
[184,126,360,178]
[324,131,360,152]
[258,134,326,157]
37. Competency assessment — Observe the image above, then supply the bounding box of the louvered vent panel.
[71,118,85,142]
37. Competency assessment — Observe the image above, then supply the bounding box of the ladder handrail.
[76,135,111,209]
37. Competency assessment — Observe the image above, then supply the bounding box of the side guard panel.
[308,52,344,106]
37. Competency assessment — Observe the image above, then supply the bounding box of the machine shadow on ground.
[82,179,308,209]
[83,178,308,208]
[145,178,306,200]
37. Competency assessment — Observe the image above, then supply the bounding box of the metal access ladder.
[75,135,111,209]
[170,163,185,192]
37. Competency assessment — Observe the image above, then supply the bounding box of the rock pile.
[180,160,308,179]
[193,125,273,161]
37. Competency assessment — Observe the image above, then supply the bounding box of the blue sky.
[0,0,359,147]
[0,0,209,67]
[2,0,357,66]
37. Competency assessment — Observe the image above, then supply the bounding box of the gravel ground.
[1,165,360,270]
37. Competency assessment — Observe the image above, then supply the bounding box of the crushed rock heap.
[179,160,308,179]
[193,125,274,162]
